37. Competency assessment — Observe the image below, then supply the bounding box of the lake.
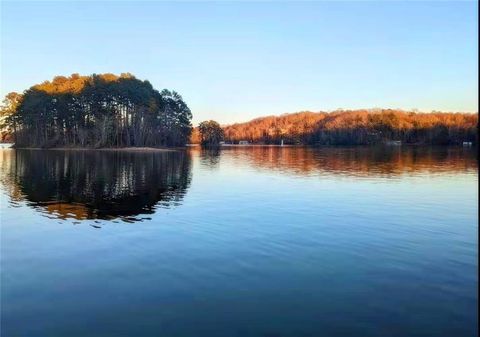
[0,146,477,337]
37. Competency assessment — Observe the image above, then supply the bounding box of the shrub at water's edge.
[0,73,192,148]
[198,120,224,147]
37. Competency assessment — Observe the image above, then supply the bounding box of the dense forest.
[220,110,478,145]
[0,73,192,148]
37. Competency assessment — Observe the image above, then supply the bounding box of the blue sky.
[1,1,478,124]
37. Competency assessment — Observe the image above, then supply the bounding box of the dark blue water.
[1,147,477,337]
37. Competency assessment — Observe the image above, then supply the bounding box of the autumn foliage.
[221,110,478,145]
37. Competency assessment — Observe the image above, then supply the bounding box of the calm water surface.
[0,147,478,337]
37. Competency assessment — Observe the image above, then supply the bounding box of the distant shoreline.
[2,143,475,150]
[186,143,300,147]
[187,143,475,147]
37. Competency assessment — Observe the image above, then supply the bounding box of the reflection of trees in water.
[220,146,477,177]
[0,149,192,221]
[199,147,222,168]
[0,147,476,220]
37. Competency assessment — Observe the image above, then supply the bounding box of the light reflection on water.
[0,146,478,337]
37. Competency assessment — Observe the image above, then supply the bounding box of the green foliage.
[198,120,224,146]
[2,73,192,148]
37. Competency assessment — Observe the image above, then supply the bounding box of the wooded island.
[1,73,192,148]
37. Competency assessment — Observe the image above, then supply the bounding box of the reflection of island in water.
[201,146,478,177]
[1,149,192,221]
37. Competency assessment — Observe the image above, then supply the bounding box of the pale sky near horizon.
[1,1,478,124]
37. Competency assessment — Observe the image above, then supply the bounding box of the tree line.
[2,75,477,147]
[0,73,192,148]
[220,109,478,145]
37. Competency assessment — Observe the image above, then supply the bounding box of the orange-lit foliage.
[221,110,478,145]
[0,92,23,142]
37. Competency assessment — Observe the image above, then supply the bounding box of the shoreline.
[10,146,182,152]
